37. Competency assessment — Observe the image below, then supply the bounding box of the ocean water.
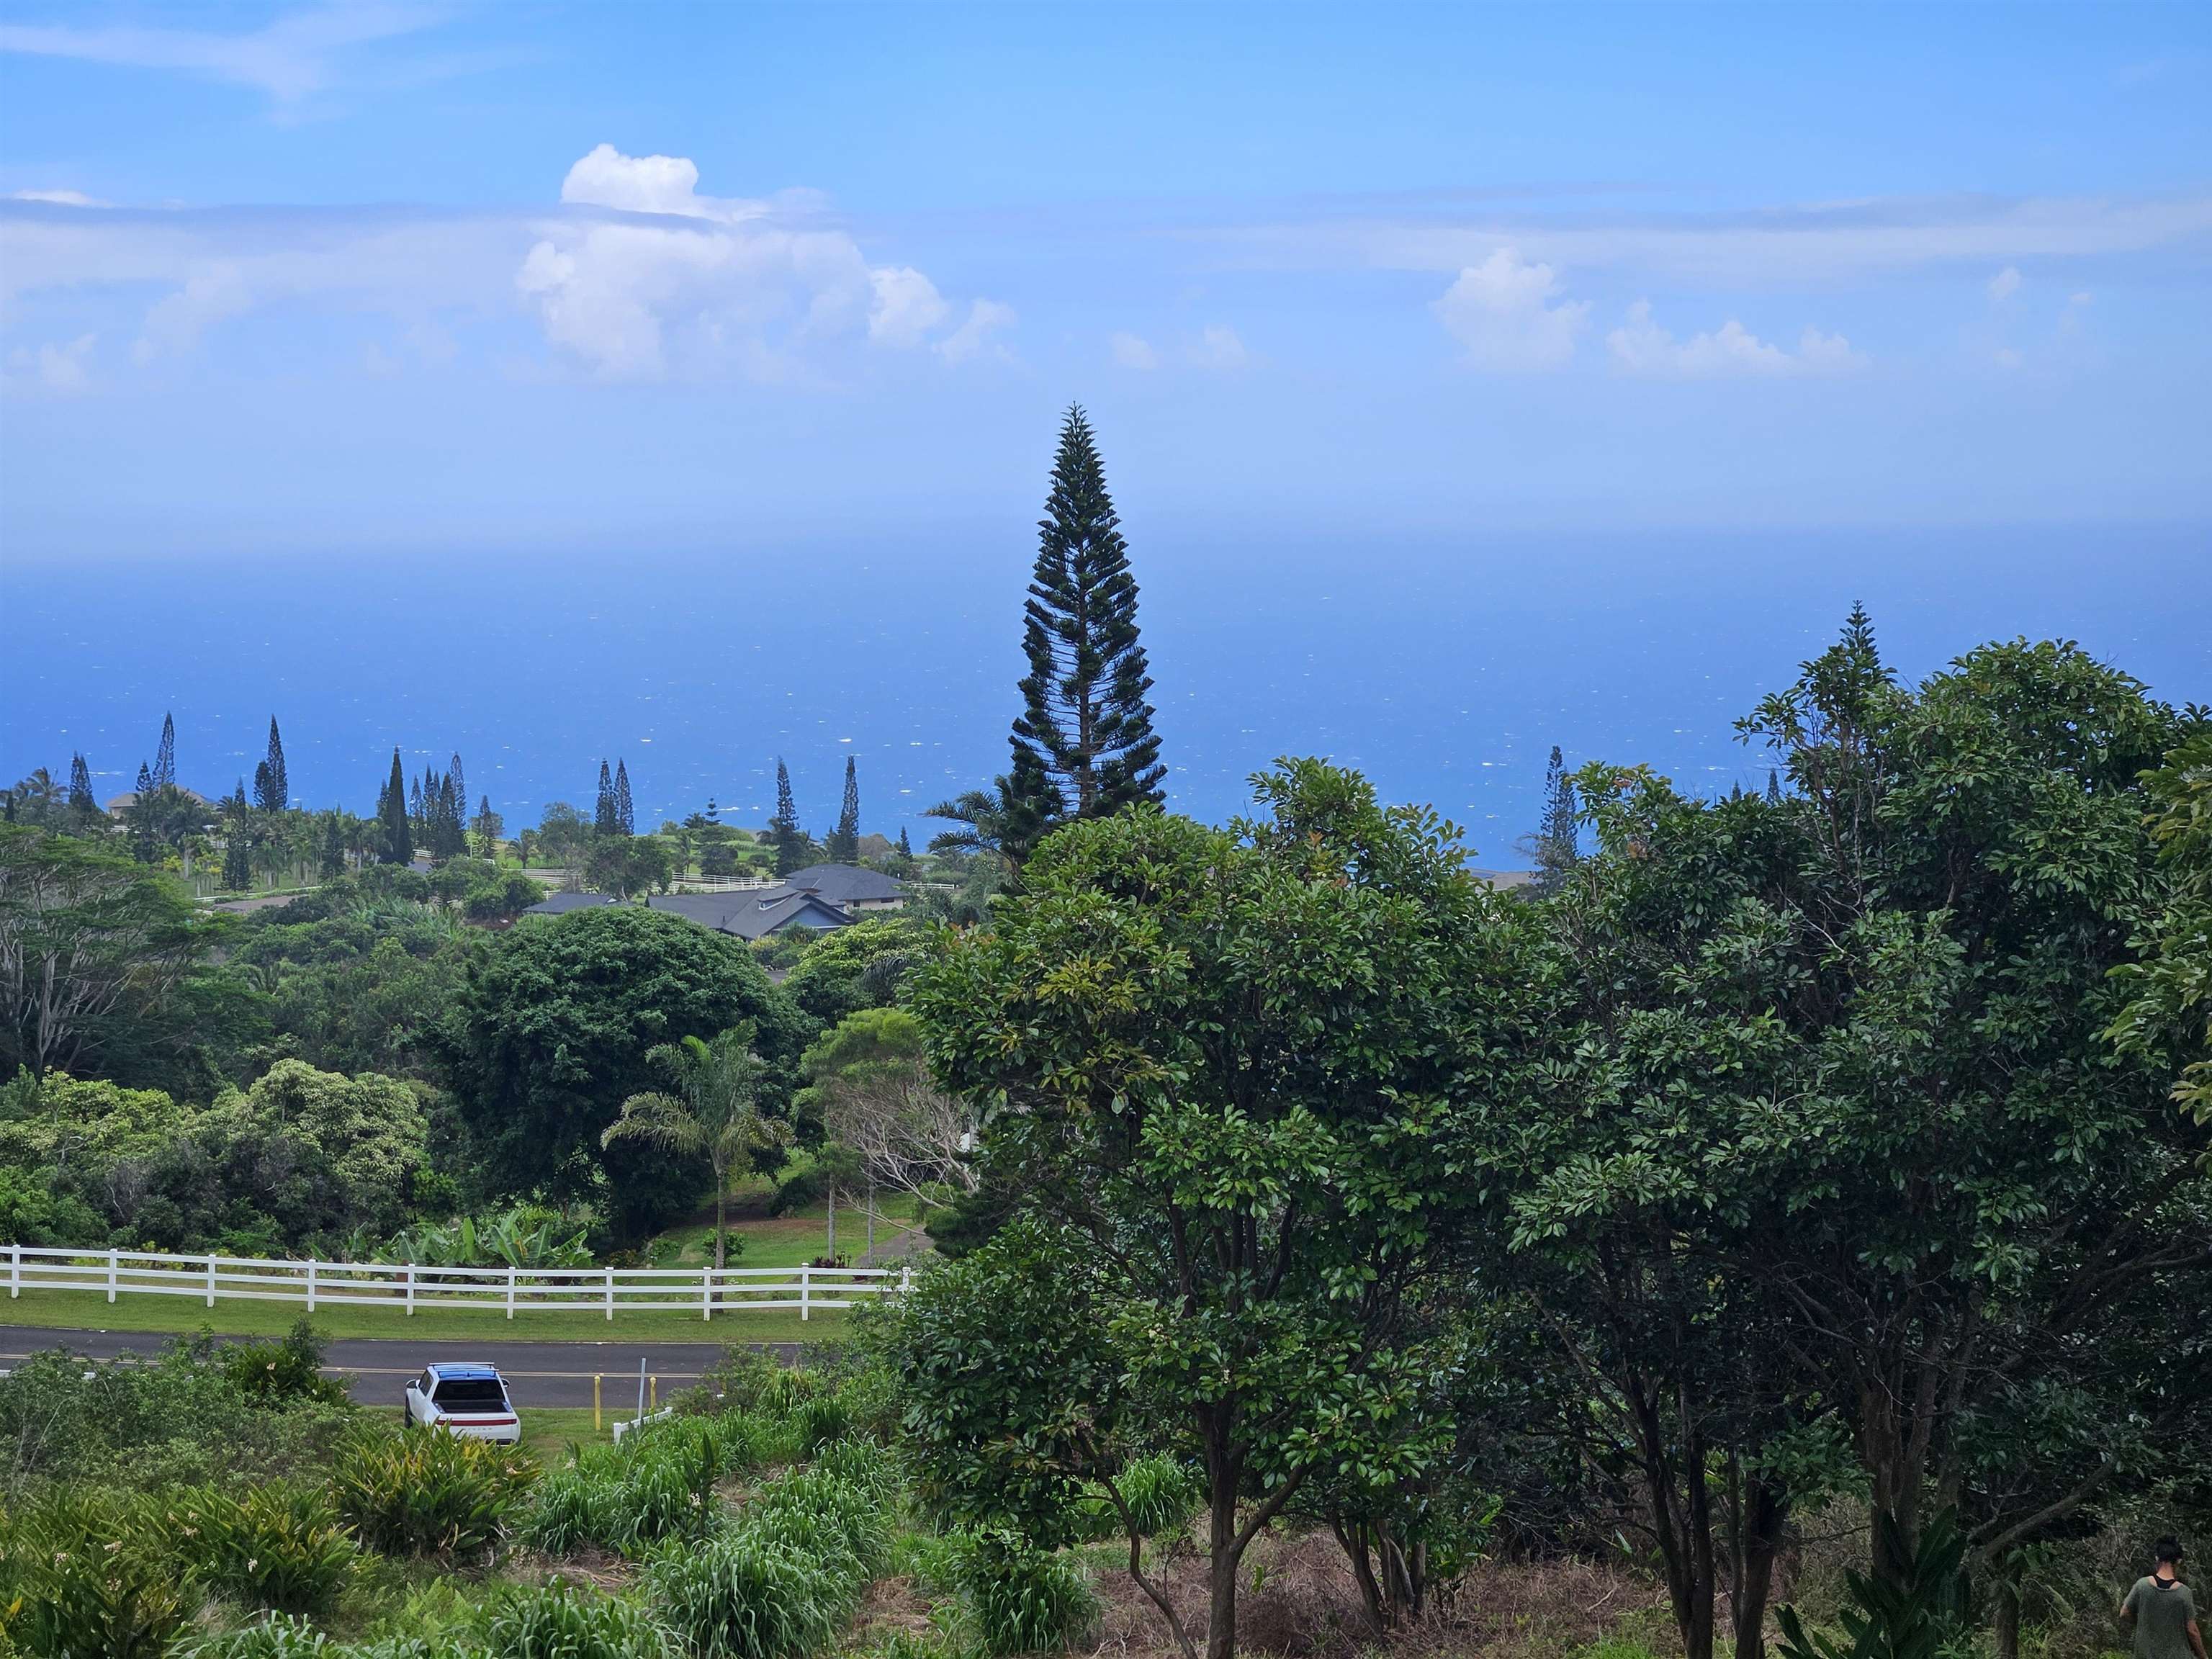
[3,523,2206,866]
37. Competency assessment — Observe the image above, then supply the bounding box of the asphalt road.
[0,1328,799,1408]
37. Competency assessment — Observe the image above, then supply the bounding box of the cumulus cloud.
[868,266,950,348]
[1110,331,1158,369]
[5,331,96,393]
[937,299,1015,364]
[1434,248,1587,372]
[1190,323,1249,369]
[1605,301,1865,378]
[1987,265,2023,302]
[9,189,104,207]
[511,146,1001,377]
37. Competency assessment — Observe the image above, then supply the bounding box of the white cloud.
[0,146,989,384]
[1433,248,1587,372]
[0,4,439,107]
[1110,331,1158,369]
[5,331,96,393]
[514,146,1003,377]
[1987,266,2023,302]
[1606,300,1866,378]
[868,266,950,348]
[9,189,104,207]
[937,299,1015,364]
[1190,323,1249,369]
[1217,194,2212,288]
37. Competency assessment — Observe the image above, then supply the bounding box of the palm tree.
[601,1024,783,1270]
[922,786,1012,858]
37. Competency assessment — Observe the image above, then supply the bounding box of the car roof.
[426,1362,504,1380]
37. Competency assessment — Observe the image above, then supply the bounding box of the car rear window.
[432,1378,507,1408]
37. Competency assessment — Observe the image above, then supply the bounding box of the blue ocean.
[4,524,2206,867]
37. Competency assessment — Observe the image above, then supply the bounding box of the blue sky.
[4,1,2209,559]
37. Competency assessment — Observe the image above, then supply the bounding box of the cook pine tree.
[1528,745,1581,896]
[595,762,619,836]
[770,758,807,876]
[377,748,412,864]
[827,757,861,863]
[254,718,289,814]
[1002,405,1165,864]
[613,759,635,835]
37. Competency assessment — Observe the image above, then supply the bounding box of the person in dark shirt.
[2122,1537,2208,1659]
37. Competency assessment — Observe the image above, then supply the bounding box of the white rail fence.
[3,1245,906,1321]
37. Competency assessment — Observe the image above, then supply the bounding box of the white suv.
[403,1362,521,1444]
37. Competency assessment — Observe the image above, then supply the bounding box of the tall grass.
[523,1412,768,1556]
[947,1527,1100,1656]
[329,1429,536,1563]
[166,1480,359,1616]
[0,1486,197,1659]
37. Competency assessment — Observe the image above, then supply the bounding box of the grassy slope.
[0,1286,848,1344]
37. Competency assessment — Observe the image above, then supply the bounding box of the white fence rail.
[2,1244,907,1321]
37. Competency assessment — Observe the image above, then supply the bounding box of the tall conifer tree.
[473,795,501,859]
[320,813,347,879]
[257,718,289,812]
[448,754,466,833]
[613,760,635,836]
[595,763,617,836]
[827,757,860,863]
[1529,745,1581,896]
[150,714,177,793]
[1004,406,1164,862]
[135,762,153,796]
[221,781,253,891]
[378,748,413,864]
[770,757,806,876]
[897,825,912,858]
[68,754,95,819]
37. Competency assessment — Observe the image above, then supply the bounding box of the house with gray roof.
[521,863,905,942]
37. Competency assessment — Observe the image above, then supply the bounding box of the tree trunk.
[1992,1558,2022,1659]
[714,1168,727,1271]
[1208,1475,1241,1659]
[1731,1480,1786,1659]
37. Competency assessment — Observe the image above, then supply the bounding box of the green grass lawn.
[652,1188,927,1270]
[0,1286,850,1345]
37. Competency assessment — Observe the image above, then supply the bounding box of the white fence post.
[9,1242,18,1300]
[306,1259,317,1312]
[899,1264,912,1295]
[107,1248,118,1303]
[405,1263,415,1316]
[206,1253,216,1308]
[604,1266,613,1322]
[505,1267,516,1320]
[702,1267,712,1322]
[799,1264,810,1322]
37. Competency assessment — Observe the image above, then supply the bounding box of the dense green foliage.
[440,905,813,1237]
[892,615,2212,1659]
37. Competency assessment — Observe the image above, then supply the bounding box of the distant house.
[774,864,907,912]
[520,863,906,943]
[647,888,854,941]
[104,787,211,817]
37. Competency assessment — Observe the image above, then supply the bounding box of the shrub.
[180,1614,340,1657]
[166,1480,358,1616]
[0,1486,197,1659]
[641,1533,846,1659]
[220,1320,351,1409]
[947,1529,1099,1656]
[523,1414,765,1557]
[1074,1454,1198,1542]
[331,1428,535,1563]
[472,1581,678,1658]
[0,1336,356,1496]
